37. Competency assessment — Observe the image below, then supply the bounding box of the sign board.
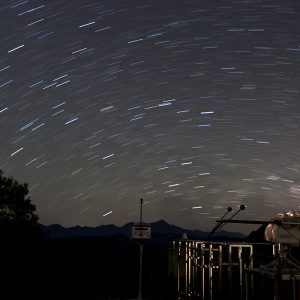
[132,226,151,239]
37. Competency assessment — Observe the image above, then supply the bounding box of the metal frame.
[173,240,254,300]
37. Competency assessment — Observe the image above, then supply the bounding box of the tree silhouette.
[0,170,39,241]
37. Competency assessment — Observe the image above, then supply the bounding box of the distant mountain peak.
[40,220,245,240]
[153,219,169,224]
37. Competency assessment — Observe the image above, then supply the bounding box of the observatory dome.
[264,211,300,244]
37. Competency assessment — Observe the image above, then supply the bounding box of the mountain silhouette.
[40,220,245,240]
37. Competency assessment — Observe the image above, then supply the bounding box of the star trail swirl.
[1,0,300,232]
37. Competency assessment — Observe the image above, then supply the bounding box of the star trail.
[1,0,300,232]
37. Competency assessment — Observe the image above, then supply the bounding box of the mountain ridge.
[39,219,245,240]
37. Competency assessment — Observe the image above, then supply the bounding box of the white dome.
[264,210,300,244]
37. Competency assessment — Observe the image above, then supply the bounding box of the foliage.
[0,170,39,241]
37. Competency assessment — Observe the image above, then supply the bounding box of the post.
[209,244,213,300]
[137,198,145,300]
[137,243,144,300]
[275,243,282,300]
[132,198,150,300]
[140,198,143,225]
[239,246,243,300]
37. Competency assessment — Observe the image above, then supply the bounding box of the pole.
[275,243,282,300]
[137,243,143,300]
[140,198,143,225]
[137,198,144,300]
[215,219,283,225]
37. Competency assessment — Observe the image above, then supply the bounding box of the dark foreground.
[2,234,176,300]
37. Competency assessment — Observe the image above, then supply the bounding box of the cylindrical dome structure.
[264,211,300,244]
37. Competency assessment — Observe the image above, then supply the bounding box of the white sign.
[132,226,151,239]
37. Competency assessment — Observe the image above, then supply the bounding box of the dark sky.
[1,0,300,232]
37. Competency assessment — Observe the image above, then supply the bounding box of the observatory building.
[170,210,300,300]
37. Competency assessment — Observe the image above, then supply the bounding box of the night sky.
[1,0,300,232]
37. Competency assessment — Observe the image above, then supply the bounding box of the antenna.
[140,198,143,225]
[208,207,232,239]
[217,205,246,232]
[208,205,245,239]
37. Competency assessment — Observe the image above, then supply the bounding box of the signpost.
[132,199,151,300]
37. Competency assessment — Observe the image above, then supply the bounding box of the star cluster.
[1,0,300,232]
